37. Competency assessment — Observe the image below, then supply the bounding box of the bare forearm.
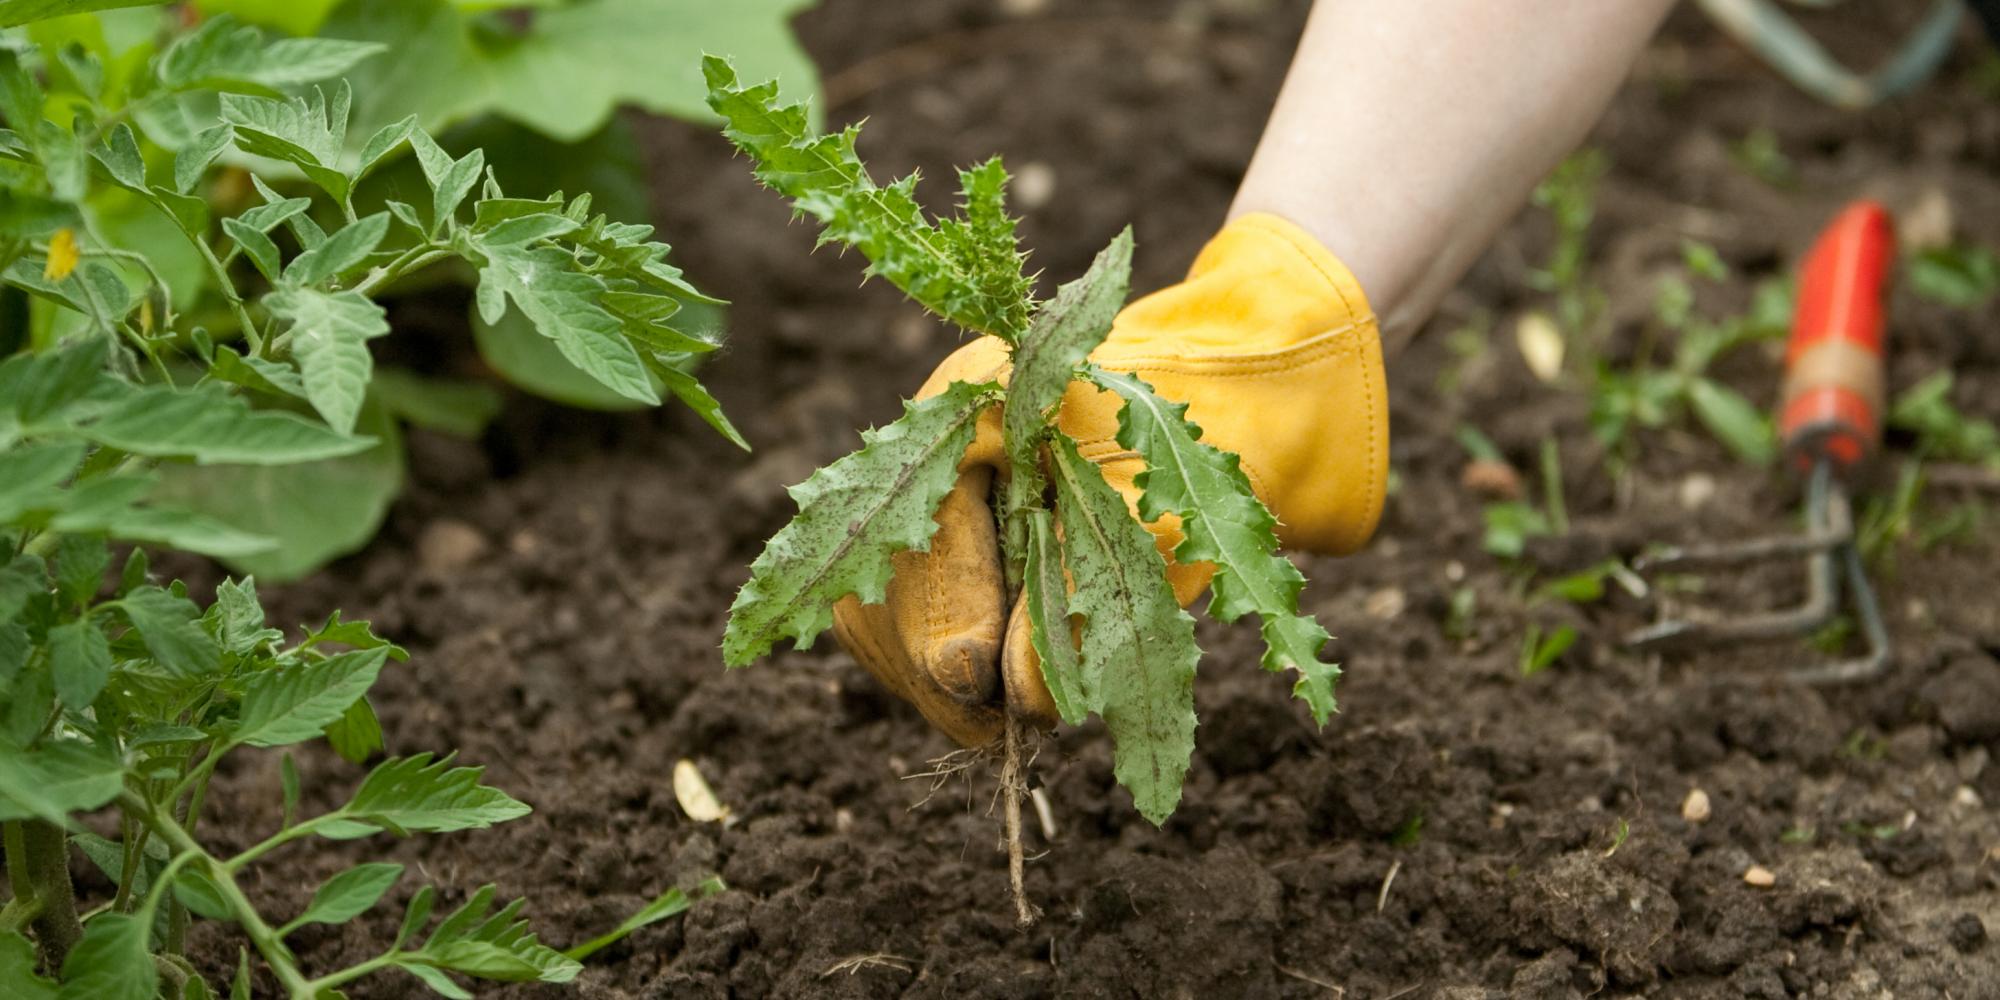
[1230,0,1678,335]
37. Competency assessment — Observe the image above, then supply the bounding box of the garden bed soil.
[183,1,2000,996]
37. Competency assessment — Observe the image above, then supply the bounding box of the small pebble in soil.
[1681,788,1712,823]
[1948,912,1987,953]
[1014,161,1057,210]
[1365,586,1407,620]
[1461,458,1522,500]
[418,518,488,574]
[1678,473,1717,511]
[1445,559,1465,582]
[1955,785,1982,809]
[1743,865,1776,887]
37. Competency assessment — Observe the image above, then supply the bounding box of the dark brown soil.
[185,1,2000,997]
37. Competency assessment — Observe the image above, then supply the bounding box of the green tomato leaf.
[326,0,819,143]
[0,553,43,625]
[175,124,234,194]
[207,346,308,401]
[120,585,221,677]
[722,380,995,666]
[289,862,404,929]
[323,694,383,764]
[0,0,167,27]
[157,14,383,93]
[320,752,529,838]
[49,619,113,709]
[213,577,281,655]
[400,886,578,985]
[55,534,108,607]
[470,240,655,405]
[0,739,126,826]
[0,930,57,999]
[55,913,154,1000]
[562,876,726,962]
[284,212,389,287]
[370,367,501,440]
[221,218,283,284]
[77,384,372,465]
[1090,367,1340,724]
[1047,433,1198,825]
[266,287,390,435]
[233,647,388,748]
[218,85,352,201]
[90,122,146,190]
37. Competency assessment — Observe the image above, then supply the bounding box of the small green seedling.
[1907,242,2000,310]
[706,58,1339,826]
[1528,148,1610,353]
[1589,242,1788,471]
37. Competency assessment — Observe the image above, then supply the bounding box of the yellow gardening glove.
[831,213,1388,746]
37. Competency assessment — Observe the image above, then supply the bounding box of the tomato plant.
[707,58,1340,826]
[0,14,742,996]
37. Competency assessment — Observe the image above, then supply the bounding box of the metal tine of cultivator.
[1626,462,1843,649]
[1695,0,1962,109]
[1626,202,1898,685]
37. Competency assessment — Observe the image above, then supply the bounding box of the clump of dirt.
[183,0,2000,996]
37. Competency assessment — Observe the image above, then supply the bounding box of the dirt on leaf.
[179,1,2000,997]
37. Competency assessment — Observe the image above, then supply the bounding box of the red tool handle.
[1780,200,1894,472]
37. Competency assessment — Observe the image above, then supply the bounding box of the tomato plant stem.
[124,792,315,997]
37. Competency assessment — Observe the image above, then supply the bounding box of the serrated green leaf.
[266,287,388,435]
[1048,433,1197,825]
[471,240,656,405]
[654,361,748,451]
[0,739,126,826]
[370,367,501,440]
[50,500,278,559]
[397,885,436,948]
[563,876,726,962]
[1090,368,1338,723]
[723,380,994,665]
[4,336,109,427]
[1003,228,1132,479]
[121,585,221,676]
[91,122,145,190]
[478,212,577,247]
[175,124,233,195]
[55,913,153,1000]
[208,346,307,401]
[233,646,387,747]
[170,866,232,920]
[1022,508,1086,725]
[1688,376,1775,466]
[0,441,87,521]
[0,930,57,999]
[400,962,471,999]
[0,0,167,27]
[288,862,402,930]
[0,553,43,625]
[221,218,281,283]
[78,384,371,465]
[150,401,401,581]
[286,212,388,287]
[158,14,381,93]
[410,129,482,235]
[218,85,351,200]
[704,56,1032,342]
[213,577,281,654]
[55,534,108,607]
[49,619,112,708]
[320,752,529,838]
[324,0,819,143]
[323,694,382,763]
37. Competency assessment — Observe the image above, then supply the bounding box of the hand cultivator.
[1627,202,1896,684]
